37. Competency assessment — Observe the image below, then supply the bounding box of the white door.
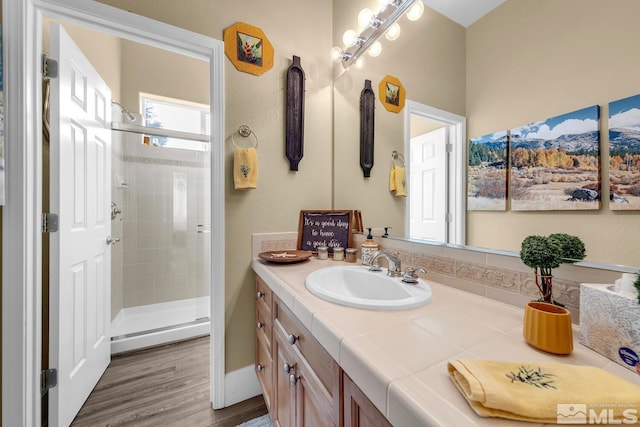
[409,127,447,242]
[49,23,112,427]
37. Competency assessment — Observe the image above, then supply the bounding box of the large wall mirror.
[333,0,640,268]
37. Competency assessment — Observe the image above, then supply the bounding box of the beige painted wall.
[98,0,334,372]
[43,20,122,102]
[466,0,640,265]
[332,1,466,236]
[119,40,209,113]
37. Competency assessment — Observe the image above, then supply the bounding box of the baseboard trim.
[110,322,210,354]
[224,364,262,407]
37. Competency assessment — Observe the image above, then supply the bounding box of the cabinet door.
[343,373,392,427]
[275,298,341,423]
[294,356,337,427]
[274,331,296,427]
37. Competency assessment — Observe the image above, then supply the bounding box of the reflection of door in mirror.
[404,100,466,245]
[409,124,447,242]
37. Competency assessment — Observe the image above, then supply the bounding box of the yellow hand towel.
[393,166,407,197]
[448,359,640,424]
[234,147,258,190]
[389,166,397,192]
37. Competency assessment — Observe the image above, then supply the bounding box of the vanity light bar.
[341,0,420,69]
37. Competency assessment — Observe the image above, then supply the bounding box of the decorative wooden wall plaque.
[286,55,305,171]
[223,22,274,76]
[360,79,375,177]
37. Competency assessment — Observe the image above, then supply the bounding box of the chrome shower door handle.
[106,236,121,245]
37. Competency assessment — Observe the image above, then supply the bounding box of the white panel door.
[409,127,447,242]
[49,23,112,427]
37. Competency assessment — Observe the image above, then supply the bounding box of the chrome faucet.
[369,250,402,277]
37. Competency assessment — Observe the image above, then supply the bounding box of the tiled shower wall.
[118,131,210,310]
[111,112,125,320]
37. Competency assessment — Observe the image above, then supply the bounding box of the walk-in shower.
[109,104,211,354]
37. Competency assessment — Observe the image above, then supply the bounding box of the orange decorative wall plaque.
[223,22,274,76]
[378,75,405,113]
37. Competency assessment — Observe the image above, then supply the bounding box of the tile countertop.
[251,257,640,427]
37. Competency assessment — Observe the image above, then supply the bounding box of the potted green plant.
[520,233,586,355]
[519,233,586,305]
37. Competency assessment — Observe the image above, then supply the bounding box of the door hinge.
[446,143,453,153]
[41,369,58,396]
[42,54,58,79]
[42,213,59,233]
[446,212,453,222]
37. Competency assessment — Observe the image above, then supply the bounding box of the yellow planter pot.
[523,302,573,355]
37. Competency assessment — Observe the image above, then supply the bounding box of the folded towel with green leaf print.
[448,359,640,424]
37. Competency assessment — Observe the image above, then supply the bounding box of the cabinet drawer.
[256,332,273,412]
[256,297,272,351]
[256,275,273,315]
[274,299,340,410]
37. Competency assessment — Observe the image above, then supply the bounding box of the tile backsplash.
[253,232,627,323]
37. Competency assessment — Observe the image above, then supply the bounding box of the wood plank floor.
[71,336,268,427]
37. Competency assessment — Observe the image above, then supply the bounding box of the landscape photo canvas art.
[510,105,600,211]
[467,130,508,211]
[608,94,640,210]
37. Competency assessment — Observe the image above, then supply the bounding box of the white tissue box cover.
[579,283,640,375]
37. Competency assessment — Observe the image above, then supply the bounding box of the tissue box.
[579,283,640,375]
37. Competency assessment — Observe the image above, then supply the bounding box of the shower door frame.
[2,1,226,425]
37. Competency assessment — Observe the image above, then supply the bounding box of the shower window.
[141,94,210,151]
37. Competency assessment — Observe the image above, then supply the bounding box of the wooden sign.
[297,210,353,253]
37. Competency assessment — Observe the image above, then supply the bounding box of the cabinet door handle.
[257,321,264,329]
[256,364,264,373]
[289,374,299,386]
[256,291,265,298]
[287,334,298,345]
[283,363,295,374]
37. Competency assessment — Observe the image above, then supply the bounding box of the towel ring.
[391,150,405,167]
[232,125,259,149]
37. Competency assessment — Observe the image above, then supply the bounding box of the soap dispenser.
[361,228,379,265]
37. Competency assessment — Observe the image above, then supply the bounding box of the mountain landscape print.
[467,130,508,210]
[510,105,600,211]
[609,94,640,210]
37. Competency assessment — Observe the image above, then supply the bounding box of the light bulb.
[385,22,401,41]
[343,29,357,47]
[368,41,382,57]
[406,0,424,21]
[354,57,366,69]
[330,47,344,62]
[358,8,374,30]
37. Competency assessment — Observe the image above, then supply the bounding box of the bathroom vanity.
[252,257,640,426]
[255,273,389,426]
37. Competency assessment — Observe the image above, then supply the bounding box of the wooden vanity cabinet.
[343,373,393,427]
[255,273,389,427]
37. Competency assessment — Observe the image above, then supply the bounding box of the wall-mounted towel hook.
[232,125,259,149]
[391,150,405,167]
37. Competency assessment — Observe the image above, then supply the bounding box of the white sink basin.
[305,266,432,310]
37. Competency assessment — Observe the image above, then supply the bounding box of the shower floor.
[110,296,210,354]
